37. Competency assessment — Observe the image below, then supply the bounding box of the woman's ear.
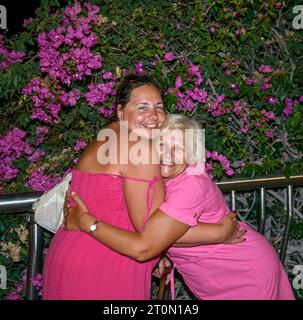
[116,104,123,121]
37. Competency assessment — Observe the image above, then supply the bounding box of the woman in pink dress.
[43,77,238,300]
[42,75,167,299]
[65,114,295,300]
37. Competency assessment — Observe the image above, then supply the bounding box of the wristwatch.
[88,220,99,235]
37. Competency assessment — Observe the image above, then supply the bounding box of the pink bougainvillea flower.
[6,292,23,300]
[241,126,249,134]
[74,139,87,151]
[261,83,272,91]
[267,97,277,105]
[265,130,274,139]
[164,51,175,62]
[258,64,274,73]
[246,79,254,86]
[23,17,33,27]
[233,100,242,116]
[229,83,237,90]
[134,62,146,75]
[175,76,183,88]
[149,60,157,68]
[283,98,294,117]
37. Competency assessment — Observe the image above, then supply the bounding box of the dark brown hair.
[114,74,163,109]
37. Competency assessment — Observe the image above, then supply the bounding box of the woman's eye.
[138,105,147,110]
[156,105,164,110]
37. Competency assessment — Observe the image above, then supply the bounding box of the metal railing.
[0,174,303,300]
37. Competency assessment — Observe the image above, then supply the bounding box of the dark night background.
[0,0,42,35]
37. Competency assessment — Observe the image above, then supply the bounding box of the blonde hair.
[160,114,205,164]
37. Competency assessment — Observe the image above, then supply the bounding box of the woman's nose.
[161,148,173,162]
[146,106,159,119]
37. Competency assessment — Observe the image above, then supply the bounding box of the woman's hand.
[219,211,246,244]
[152,255,172,285]
[63,191,94,232]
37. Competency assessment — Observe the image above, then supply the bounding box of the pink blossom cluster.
[133,62,147,75]
[35,126,49,146]
[283,98,293,117]
[229,82,240,95]
[22,78,62,123]
[31,273,43,295]
[6,269,43,300]
[222,59,240,76]
[206,150,235,177]
[0,128,32,180]
[246,79,254,86]
[233,100,242,116]
[6,269,27,300]
[0,35,26,70]
[265,130,274,139]
[208,95,230,117]
[209,22,220,34]
[22,78,83,123]
[85,81,116,109]
[25,167,61,192]
[61,88,82,106]
[27,148,46,163]
[266,96,277,105]
[281,96,303,117]
[261,109,276,121]
[261,77,272,91]
[240,114,249,134]
[258,64,274,73]
[187,63,203,86]
[99,104,116,117]
[164,51,175,62]
[38,1,102,86]
[23,17,34,28]
[166,63,207,112]
[175,87,208,112]
[74,138,87,151]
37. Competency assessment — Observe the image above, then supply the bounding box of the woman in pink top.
[65,114,294,299]
[43,76,239,300]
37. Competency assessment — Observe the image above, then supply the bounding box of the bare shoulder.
[75,140,104,172]
[76,122,120,172]
[106,121,119,132]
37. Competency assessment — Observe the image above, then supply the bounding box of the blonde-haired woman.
[65,114,294,300]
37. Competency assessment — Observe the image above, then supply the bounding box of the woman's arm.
[66,192,190,262]
[174,212,241,246]
[65,193,244,262]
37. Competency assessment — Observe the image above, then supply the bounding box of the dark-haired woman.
[42,75,238,299]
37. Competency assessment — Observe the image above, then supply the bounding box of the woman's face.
[117,85,166,139]
[159,129,188,180]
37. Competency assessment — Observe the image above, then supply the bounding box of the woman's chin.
[161,165,175,179]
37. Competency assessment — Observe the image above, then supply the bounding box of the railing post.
[230,190,236,211]
[258,187,266,235]
[280,185,293,265]
[26,212,44,300]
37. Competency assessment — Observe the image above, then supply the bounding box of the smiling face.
[117,85,166,139]
[159,129,188,180]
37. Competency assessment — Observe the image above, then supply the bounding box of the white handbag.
[32,172,72,233]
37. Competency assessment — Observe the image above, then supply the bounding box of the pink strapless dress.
[42,169,159,300]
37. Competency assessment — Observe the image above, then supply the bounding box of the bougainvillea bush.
[0,0,302,299]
